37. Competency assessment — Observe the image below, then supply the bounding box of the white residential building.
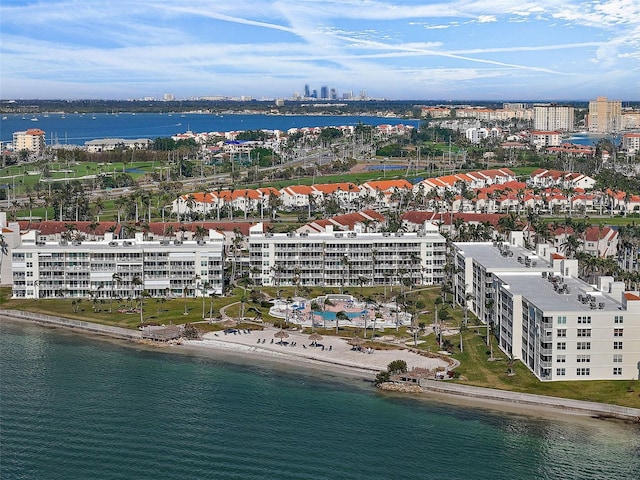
[248,222,446,288]
[622,133,640,154]
[530,131,562,149]
[11,231,226,299]
[85,138,153,153]
[533,104,575,131]
[453,240,640,381]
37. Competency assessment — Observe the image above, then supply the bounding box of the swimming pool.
[313,310,368,321]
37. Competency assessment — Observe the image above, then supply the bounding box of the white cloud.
[477,15,497,23]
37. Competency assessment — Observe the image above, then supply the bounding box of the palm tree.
[163,224,175,241]
[132,276,143,322]
[194,225,208,242]
[0,234,8,282]
[335,310,349,334]
[561,234,581,259]
[88,221,100,240]
[109,272,122,313]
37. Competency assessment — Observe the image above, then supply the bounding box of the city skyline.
[1,1,639,101]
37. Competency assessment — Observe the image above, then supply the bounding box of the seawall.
[0,309,142,341]
[380,380,640,422]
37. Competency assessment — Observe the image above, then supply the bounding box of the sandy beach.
[183,325,451,376]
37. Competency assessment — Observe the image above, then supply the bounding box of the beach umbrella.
[347,337,365,349]
[274,330,289,345]
[308,333,323,345]
[221,319,236,328]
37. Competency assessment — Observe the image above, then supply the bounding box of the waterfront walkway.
[416,380,640,422]
[0,309,142,341]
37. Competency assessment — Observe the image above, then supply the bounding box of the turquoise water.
[313,310,366,320]
[1,319,639,480]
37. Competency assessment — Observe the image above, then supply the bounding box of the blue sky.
[1,0,639,100]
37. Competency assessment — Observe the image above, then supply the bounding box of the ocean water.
[0,113,420,146]
[1,319,639,480]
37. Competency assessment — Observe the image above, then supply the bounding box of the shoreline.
[2,310,640,423]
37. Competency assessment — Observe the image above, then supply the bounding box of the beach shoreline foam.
[2,311,639,423]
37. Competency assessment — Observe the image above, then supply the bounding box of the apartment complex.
[248,222,446,289]
[533,104,575,131]
[453,239,640,381]
[11,231,225,300]
[588,96,622,133]
[12,128,46,156]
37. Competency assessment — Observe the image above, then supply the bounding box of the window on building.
[577,329,591,337]
[556,355,566,363]
[556,342,566,350]
[614,329,623,337]
[614,315,624,324]
[613,354,623,363]
[557,316,566,324]
[613,341,623,350]
[576,355,590,363]
[556,368,566,376]
[557,329,567,338]
[613,367,622,376]
[577,342,591,350]
[577,316,592,324]
[576,368,590,376]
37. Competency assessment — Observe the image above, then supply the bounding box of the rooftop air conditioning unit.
[59,240,68,246]
[123,241,133,246]
[174,240,182,245]
[109,241,118,247]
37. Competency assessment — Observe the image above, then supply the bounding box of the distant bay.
[0,113,420,146]
[2,319,639,480]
